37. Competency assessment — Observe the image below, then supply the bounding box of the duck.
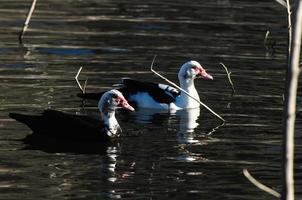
[78,60,213,110]
[9,90,135,149]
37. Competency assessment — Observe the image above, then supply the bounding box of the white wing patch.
[158,83,179,97]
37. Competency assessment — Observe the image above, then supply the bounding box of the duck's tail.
[9,112,39,131]
[9,112,29,123]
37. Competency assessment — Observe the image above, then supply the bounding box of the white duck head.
[98,89,134,137]
[178,60,213,81]
[174,61,213,109]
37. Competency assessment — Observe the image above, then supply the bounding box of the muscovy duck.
[78,61,213,110]
[9,90,135,145]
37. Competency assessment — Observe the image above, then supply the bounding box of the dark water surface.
[1,0,302,199]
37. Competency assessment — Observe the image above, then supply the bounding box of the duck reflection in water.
[99,146,123,199]
[175,108,201,144]
[127,107,201,143]
[130,107,223,139]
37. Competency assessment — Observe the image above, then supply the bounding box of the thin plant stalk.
[245,1,299,199]
[83,79,88,93]
[220,62,235,95]
[264,30,270,46]
[243,169,281,198]
[19,0,37,45]
[282,0,302,199]
[75,67,84,93]
[287,0,292,55]
[275,0,287,8]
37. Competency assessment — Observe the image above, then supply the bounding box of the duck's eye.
[112,94,118,99]
[115,96,123,104]
[191,66,200,73]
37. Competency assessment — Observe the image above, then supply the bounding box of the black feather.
[77,78,180,105]
[9,110,110,142]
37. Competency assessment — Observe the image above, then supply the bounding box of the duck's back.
[9,109,108,142]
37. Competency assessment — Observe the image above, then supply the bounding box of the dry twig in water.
[243,169,281,198]
[220,62,235,95]
[207,121,225,135]
[19,0,37,45]
[286,0,292,55]
[275,0,287,8]
[282,0,302,199]
[150,56,225,122]
[264,30,270,46]
[75,67,87,93]
[83,79,88,93]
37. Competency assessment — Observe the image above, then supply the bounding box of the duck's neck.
[176,78,200,109]
[101,108,120,137]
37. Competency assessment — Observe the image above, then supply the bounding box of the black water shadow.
[21,133,118,155]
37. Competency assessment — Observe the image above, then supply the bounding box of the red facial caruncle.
[192,65,213,80]
[116,95,135,111]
